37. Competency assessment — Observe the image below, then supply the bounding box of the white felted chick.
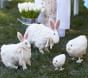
[52,54,66,71]
[66,35,87,63]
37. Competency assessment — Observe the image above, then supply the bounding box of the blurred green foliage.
[21,10,40,19]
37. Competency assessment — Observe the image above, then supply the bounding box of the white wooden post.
[73,0,79,16]
[0,0,4,8]
[35,0,42,8]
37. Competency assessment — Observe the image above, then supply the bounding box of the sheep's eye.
[56,60,58,62]
[53,33,55,35]
[25,42,28,45]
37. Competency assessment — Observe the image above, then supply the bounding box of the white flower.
[18,2,43,18]
[24,3,29,12]
[22,2,28,10]
[18,3,23,13]
[28,5,32,11]
[18,2,42,12]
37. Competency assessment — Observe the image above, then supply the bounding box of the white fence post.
[73,0,79,16]
[0,0,5,8]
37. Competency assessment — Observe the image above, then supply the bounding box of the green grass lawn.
[0,1,88,78]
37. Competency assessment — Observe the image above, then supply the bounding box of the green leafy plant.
[18,2,41,19]
[20,10,40,19]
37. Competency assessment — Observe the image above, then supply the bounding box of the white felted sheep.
[66,35,87,63]
[52,54,66,71]
[1,32,31,70]
[23,19,60,54]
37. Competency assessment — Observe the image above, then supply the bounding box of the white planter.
[58,29,66,37]
[17,17,37,25]
[36,12,45,24]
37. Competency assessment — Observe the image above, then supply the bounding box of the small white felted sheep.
[1,32,31,70]
[66,35,87,63]
[52,54,66,71]
[23,19,60,54]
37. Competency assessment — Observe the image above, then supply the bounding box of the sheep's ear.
[24,31,28,39]
[49,19,60,30]
[54,20,60,29]
[17,32,24,42]
[49,19,55,30]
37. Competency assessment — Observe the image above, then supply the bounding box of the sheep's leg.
[45,38,54,49]
[50,43,54,49]
[44,48,50,52]
[76,57,83,63]
[35,42,44,54]
[71,57,75,61]
[22,62,27,70]
[22,63,27,70]
[45,38,49,48]
[6,63,18,69]
[39,48,44,54]
[59,67,64,71]
[47,38,54,49]
[19,60,27,70]
[55,67,58,70]
[27,60,31,66]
